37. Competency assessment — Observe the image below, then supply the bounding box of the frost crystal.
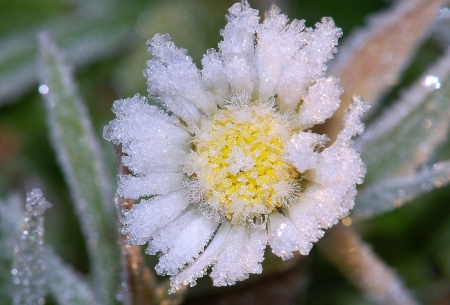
[12,189,51,305]
[105,0,368,292]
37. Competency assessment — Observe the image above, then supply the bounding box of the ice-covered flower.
[104,1,368,292]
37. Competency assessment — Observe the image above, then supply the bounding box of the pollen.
[187,101,300,223]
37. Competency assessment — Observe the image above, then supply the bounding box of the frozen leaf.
[45,247,99,305]
[323,0,447,140]
[358,46,450,186]
[12,189,51,305]
[0,194,23,304]
[38,33,119,303]
[354,161,450,218]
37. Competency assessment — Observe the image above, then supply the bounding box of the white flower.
[104,1,369,292]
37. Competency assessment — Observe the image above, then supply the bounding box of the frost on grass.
[12,189,51,305]
[0,194,23,304]
[105,0,368,292]
[357,46,450,187]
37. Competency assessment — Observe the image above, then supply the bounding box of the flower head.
[104,0,368,292]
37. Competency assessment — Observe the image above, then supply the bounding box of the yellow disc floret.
[185,101,300,224]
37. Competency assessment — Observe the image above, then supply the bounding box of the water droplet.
[38,84,49,95]
[11,268,17,275]
[398,190,406,197]
[422,75,441,89]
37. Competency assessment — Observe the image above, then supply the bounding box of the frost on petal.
[201,49,229,107]
[285,131,328,173]
[219,0,259,93]
[297,76,343,129]
[170,221,232,293]
[120,191,190,245]
[304,96,369,228]
[104,94,191,176]
[210,224,267,286]
[148,209,219,276]
[286,201,324,255]
[256,5,306,102]
[273,17,342,110]
[117,173,184,199]
[145,34,217,122]
[268,212,301,260]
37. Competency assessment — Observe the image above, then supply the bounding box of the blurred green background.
[1,0,450,304]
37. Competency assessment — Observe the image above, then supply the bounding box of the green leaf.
[37,33,119,304]
[354,161,450,218]
[358,47,450,187]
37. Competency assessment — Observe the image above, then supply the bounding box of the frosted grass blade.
[0,194,23,304]
[324,0,446,140]
[320,225,420,305]
[12,189,51,305]
[38,33,119,304]
[358,47,450,186]
[45,247,99,305]
[354,161,450,218]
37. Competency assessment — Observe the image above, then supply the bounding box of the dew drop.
[38,84,49,95]
[422,75,441,89]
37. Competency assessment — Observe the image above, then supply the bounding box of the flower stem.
[319,224,420,305]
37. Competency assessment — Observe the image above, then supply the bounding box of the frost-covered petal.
[256,5,306,101]
[286,202,324,255]
[104,94,191,175]
[148,209,219,276]
[302,97,369,228]
[219,0,259,93]
[268,212,302,260]
[121,191,190,245]
[285,131,328,173]
[210,224,267,286]
[170,221,232,293]
[297,76,342,129]
[276,18,342,109]
[201,49,229,107]
[117,173,184,199]
[145,34,217,122]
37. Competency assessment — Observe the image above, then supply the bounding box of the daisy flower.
[104,0,368,292]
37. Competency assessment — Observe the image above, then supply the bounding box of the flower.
[104,0,369,292]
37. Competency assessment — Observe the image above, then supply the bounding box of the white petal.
[268,212,301,260]
[117,173,184,199]
[149,209,219,276]
[145,34,217,123]
[201,49,228,107]
[275,17,342,110]
[219,0,259,93]
[256,5,306,101]
[284,131,328,173]
[104,94,191,175]
[297,77,342,129]
[334,96,370,148]
[300,97,368,228]
[210,224,267,286]
[286,202,324,255]
[120,191,190,245]
[170,221,232,293]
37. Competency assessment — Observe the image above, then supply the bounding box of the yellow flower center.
[187,102,300,223]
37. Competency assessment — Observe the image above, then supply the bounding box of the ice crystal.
[12,189,51,305]
[104,0,368,292]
